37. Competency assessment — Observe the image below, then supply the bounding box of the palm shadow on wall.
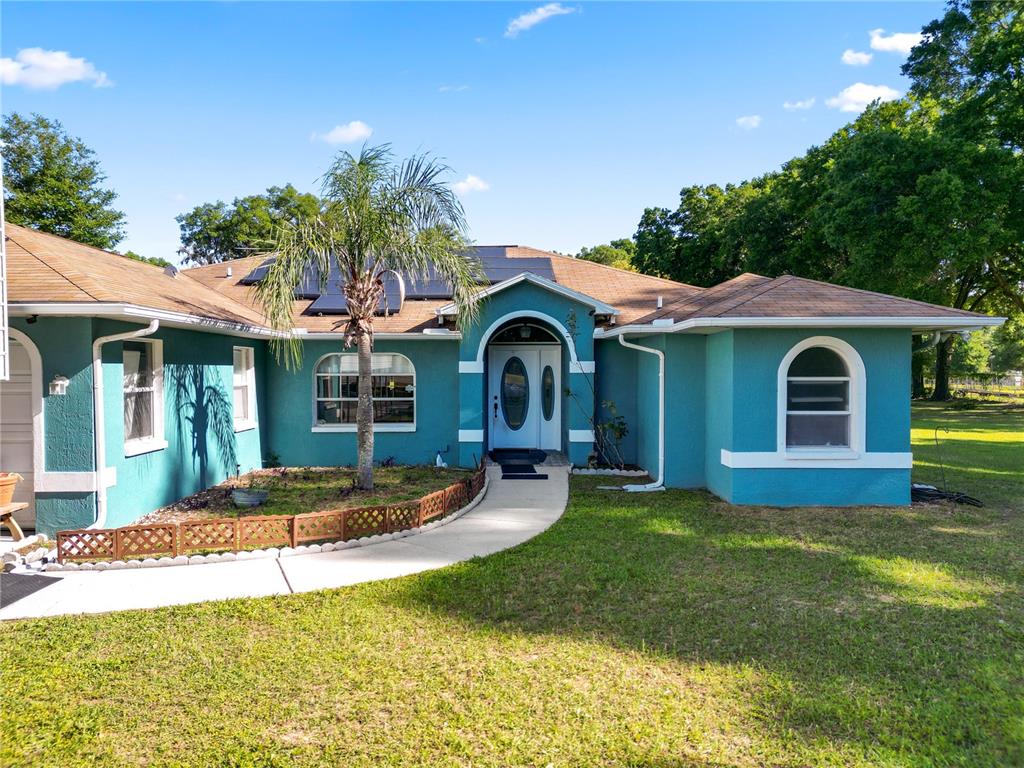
[168,363,238,492]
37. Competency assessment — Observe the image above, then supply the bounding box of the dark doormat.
[499,462,549,480]
[490,449,547,465]
[0,572,61,609]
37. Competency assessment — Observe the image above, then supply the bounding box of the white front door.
[0,339,36,528]
[488,346,561,450]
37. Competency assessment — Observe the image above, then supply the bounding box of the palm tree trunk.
[356,330,375,490]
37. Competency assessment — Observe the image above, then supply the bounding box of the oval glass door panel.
[541,365,555,421]
[500,357,529,430]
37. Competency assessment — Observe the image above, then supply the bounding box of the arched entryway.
[0,329,40,531]
[486,318,562,451]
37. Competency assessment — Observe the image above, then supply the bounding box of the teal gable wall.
[266,338,461,468]
[663,334,705,487]
[594,338,638,464]
[704,331,734,501]
[7,318,268,532]
[100,322,267,528]
[730,328,911,453]
[457,281,598,466]
[8,317,97,534]
[714,328,912,506]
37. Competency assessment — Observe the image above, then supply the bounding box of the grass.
[2,402,1022,767]
[141,465,469,522]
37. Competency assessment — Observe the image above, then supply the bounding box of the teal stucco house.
[1,223,1001,535]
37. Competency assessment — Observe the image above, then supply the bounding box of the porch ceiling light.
[519,325,531,339]
[49,374,70,396]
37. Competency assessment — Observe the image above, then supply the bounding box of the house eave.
[593,315,1006,338]
[294,329,462,340]
[9,302,285,340]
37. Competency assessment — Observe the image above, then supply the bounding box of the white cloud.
[841,49,873,66]
[453,174,490,195]
[505,3,576,38]
[735,114,762,130]
[439,84,470,93]
[783,97,815,111]
[826,82,901,113]
[0,47,111,90]
[869,28,924,55]
[312,120,373,144]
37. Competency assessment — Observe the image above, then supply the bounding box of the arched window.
[314,353,415,431]
[778,337,865,454]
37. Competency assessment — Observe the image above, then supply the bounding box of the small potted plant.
[0,473,23,506]
[230,466,269,508]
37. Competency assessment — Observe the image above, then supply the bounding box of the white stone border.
[44,475,490,573]
[571,467,648,477]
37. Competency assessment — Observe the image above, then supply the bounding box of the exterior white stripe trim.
[569,360,596,374]
[436,272,619,317]
[569,429,595,443]
[721,449,913,469]
[458,429,484,443]
[459,360,484,374]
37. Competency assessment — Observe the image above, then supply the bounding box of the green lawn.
[2,403,1022,767]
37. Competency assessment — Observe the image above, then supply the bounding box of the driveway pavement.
[0,466,568,620]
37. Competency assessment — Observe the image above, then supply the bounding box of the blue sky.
[2,2,943,264]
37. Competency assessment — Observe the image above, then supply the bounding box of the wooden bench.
[0,503,28,541]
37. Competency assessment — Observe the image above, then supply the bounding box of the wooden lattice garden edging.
[56,467,487,564]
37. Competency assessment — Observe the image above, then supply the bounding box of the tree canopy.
[176,184,322,264]
[576,238,636,271]
[1,112,126,249]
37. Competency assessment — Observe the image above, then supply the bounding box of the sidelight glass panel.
[541,365,555,421]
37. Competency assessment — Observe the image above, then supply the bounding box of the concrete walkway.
[0,466,568,620]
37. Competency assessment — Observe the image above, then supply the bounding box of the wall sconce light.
[49,375,70,396]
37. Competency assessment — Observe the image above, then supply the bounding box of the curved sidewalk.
[0,466,568,621]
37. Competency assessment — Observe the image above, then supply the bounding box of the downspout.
[89,320,159,528]
[617,334,665,492]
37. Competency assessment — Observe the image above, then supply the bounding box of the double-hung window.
[123,339,165,455]
[784,346,851,449]
[314,353,415,431]
[233,346,257,431]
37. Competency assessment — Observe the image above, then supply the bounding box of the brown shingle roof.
[632,273,987,325]
[6,223,268,327]
[11,223,985,334]
[185,246,702,332]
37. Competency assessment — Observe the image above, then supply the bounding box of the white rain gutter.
[89,320,159,528]
[617,334,665,492]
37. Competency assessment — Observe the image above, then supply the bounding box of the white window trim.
[123,338,166,457]
[233,345,258,433]
[776,336,866,457]
[311,352,417,433]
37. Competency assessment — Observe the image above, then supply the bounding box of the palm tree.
[257,145,481,489]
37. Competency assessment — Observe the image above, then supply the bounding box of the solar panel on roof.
[480,256,555,284]
[241,247,558,310]
[238,257,275,285]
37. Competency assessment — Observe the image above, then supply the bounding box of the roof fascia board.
[295,330,462,340]
[10,302,285,339]
[594,315,1006,338]
[437,272,619,317]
